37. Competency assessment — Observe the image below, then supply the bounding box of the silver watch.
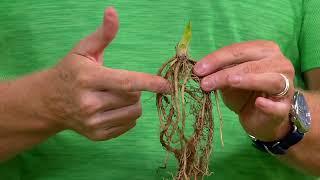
[290,91,311,133]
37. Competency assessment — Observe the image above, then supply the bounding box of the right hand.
[42,7,170,141]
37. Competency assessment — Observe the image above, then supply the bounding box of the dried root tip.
[214,90,224,147]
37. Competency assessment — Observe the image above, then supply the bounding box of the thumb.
[72,7,119,62]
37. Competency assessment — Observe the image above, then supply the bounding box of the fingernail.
[228,75,241,84]
[194,63,207,76]
[106,7,116,16]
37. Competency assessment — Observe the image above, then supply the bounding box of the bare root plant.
[156,22,223,180]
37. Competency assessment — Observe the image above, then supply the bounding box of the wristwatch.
[250,90,311,155]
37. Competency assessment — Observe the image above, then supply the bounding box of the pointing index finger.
[94,67,171,93]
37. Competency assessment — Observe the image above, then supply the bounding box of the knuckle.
[243,63,255,73]
[79,95,101,115]
[86,132,109,141]
[229,44,244,58]
[282,60,295,77]
[111,130,126,139]
[131,121,137,128]
[262,40,281,52]
[75,74,91,88]
[126,121,137,131]
[83,132,96,141]
[275,77,285,92]
[83,118,99,131]
[131,103,142,119]
[127,92,141,104]
[137,104,142,117]
[102,22,118,42]
[120,77,133,91]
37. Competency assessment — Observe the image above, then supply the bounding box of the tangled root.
[156,22,223,180]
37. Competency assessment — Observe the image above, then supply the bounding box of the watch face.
[294,91,311,133]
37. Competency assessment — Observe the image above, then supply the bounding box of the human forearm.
[0,70,63,162]
[280,91,320,175]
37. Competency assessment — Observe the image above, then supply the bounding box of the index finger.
[93,67,171,93]
[193,40,281,77]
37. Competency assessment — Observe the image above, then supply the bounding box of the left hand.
[193,40,295,141]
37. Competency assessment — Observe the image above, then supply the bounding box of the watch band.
[250,125,304,155]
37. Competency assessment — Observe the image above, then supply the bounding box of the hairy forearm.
[0,70,62,162]
[280,91,320,176]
